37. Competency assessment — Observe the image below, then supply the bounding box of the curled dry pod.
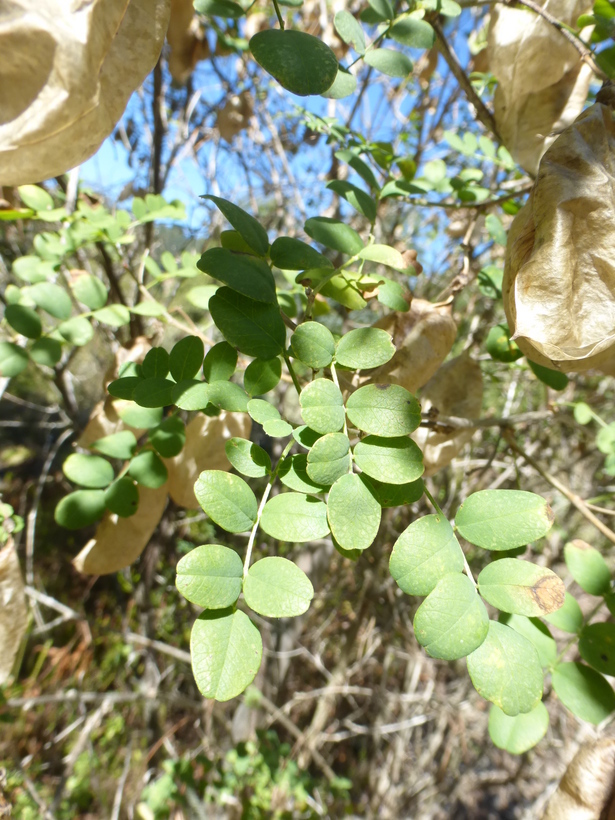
[167,0,210,84]
[163,411,251,508]
[216,91,254,142]
[541,738,615,819]
[0,539,27,685]
[0,0,171,185]
[503,84,615,375]
[73,484,169,575]
[369,299,457,394]
[413,353,483,476]
[487,0,593,174]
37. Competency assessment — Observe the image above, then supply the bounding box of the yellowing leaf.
[164,411,251,509]
[504,88,615,375]
[0,540,28,685]
[73,484,168,575]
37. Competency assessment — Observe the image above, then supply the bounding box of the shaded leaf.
[176,544,243,608]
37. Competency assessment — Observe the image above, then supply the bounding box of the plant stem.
[284,353,302,394]
[272,0,285,29]
[423,484,477,588]
[243,439,295,579]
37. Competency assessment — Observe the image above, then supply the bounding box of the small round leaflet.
[353,435,423,484]
[194,470,258,533]
[291,322,336,369]
[249,30,338,97]
[55,490,106,530]
[477,559,565,617]
[191,609,262,702]
[243,557,314,617]
[306,433,350,485]
[176,545,243,609]
[413,573,488,660]
[299,378,345,434]
[551,662,615,725]
[327,473,381,551]
[488,702,549,755]
[260,492,330,542]
[335,327,395,369]
[466,620,543,716]
[63,454,114,489]
[390,514,464,596]
[346,383,420,437]
[455,490,554,550]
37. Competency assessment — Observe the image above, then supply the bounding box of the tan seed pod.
[0,539,27,685]
[542,738,615,820]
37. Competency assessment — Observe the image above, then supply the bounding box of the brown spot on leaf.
[530,574,565,613]
[375,384,390,390]
[571,538,593,551]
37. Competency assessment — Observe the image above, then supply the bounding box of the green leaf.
[364,48,413,78]
[54,490,106,530]
[263,419,293,438]
[551,662,615,724]
[306,432,350,485]
[0,342,28,377]
[477,559,565,617]
[187,285,218,310]
[142,348,170,379]
[243,358,281,396]
[327,473,381,551]
[290,322,336,369]
[500,613,557,668]
[390,17,435,48]
[130,301,165,317]
[335,328,394,369]
[24,283,72,320]
[249,30,338,96]
[574,402,594,425]
[413,573,489,660]
[203,340,237,382]
[206,381,249,412]
[370,478,423,507]
[325,180,377,221]
[358,243,408,270]
[194,470,258,532]
[30,337,62,366]
[320,66,357,100]
[209,288,286,359]
[353,435,424,484]
[18,184,53,211]
[58,316,94,346]
[12,256,54,284]
[104,478,139,518]
[527,359,569,391]
[191,609,262,701]
[220,230,257,255]
[133,378,175,408]
[115,401,163,429]
[260,492,330,541]
[421,0,461,16]
[176,544,243,608]
[108,377,141,400]
[455,490,554,551]
[486,324,523,363]
[377,278,410,312]
[244,557,314,617]
[70,273,107,309]
[92,305,131,328]
[292,425,322,450]
[304,217,364,255]
[63,453,114,489]
[270,237,333,271]
[467,620,543,715]
[225,438,271,478]
[544,592,583,634]
[488,702,549,755]
[150,416,186,458]
[564,539,611,595]
[278,453,329,494]
[485,213,507,247]
[5,305,41,339]
[197,248,276,304]
[299,378,345,434]
[201,195,269,255]
[128,451,168,489]
[390,514,464,596]
[597,423,615,455]
[477,265,503,299]
[91,430,137,460]
[334,10,366,53]
[247,398,280,424]
[194,0,245,18]
[346,383,420,437]
[169,336,204,382]
[366,0,393,20]
[579,622,615,675]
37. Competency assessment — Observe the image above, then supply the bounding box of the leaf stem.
[272,0,285,29]
[284,352,302,394]
[243,438,295,579]
[423,485,477,588]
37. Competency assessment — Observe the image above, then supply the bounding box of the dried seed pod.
[487,0,593,174]
[503,88,615,375]
[216,92,254,142]
[0,540,27,685]
[541,738,615,819]
[413,353,483,475]
[167,0,210,84]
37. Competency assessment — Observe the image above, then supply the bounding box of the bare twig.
[111,740,133,820]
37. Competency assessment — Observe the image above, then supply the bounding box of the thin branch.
[430,17,502,143]
[420,409,556,432]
